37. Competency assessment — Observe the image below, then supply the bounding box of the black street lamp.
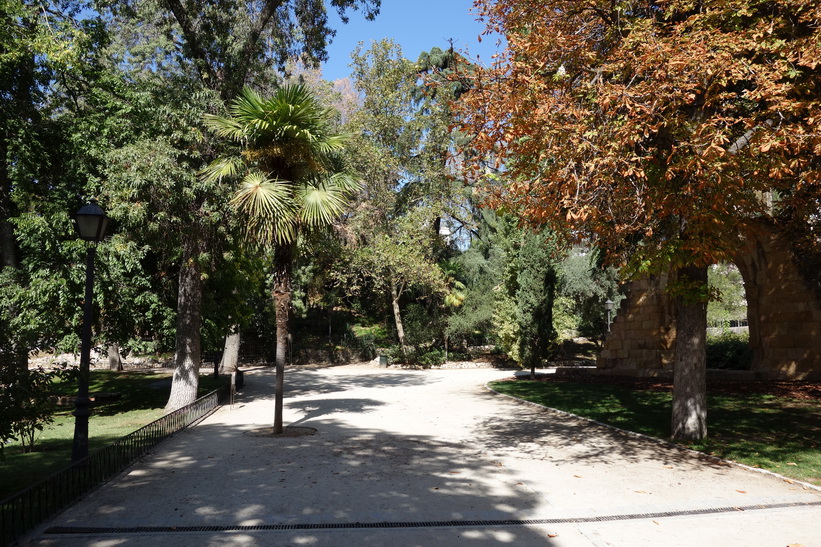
[72,199,109,463]
[604,299,614,333]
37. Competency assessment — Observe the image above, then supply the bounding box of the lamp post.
[71,199,109,463]
[604,299,614,333]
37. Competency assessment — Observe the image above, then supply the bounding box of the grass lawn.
[489,378,821,486]
[0,370,225,500]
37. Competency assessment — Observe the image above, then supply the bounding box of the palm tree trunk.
[272,242,294,434]
[671,265,708,441]
[165,237,203,412]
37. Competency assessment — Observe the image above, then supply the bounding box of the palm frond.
[230,172,294,220]
[327,171,361,194]
[296,174,357,227]
[210,84,356,245]
[202,113,247,142]
[199,155,245,183]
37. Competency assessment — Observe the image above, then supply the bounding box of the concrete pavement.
[23,364,821,546]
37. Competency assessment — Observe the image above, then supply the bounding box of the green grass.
[0,370,226,500]
[489,380,821,486]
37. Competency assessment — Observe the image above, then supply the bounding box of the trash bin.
[378,355,388,368]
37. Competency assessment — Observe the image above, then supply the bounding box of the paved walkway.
[25,365,821,546]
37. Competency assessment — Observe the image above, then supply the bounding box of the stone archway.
[733,221,821,378]
[598,221,821,380]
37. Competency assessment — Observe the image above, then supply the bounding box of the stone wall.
[597,273,676,376]
[733,222,821,379]
[598,221,821,380]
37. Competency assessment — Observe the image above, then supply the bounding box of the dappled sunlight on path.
[25,364,821,546]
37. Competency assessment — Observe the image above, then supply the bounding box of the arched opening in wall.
[706,262,752,371]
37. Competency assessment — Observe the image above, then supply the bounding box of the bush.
[706,330,752,370]
[379,345,404,365]
[416,348,446,368]
[0,364,73,454]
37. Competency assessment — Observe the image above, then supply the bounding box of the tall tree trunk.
[272,243,293,434]
[0,49,34,372]
[108,343,123,371]
[165,238,203,412]
[389,278,408,363]
[671,265,708,441]
[219,326,241,374]
[1,136,17,270]
[0,127,25,371]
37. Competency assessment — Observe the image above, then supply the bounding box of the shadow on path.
[474,390,743,468]
[233,366,436,404]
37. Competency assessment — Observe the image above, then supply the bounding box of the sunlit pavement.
[24,364,821,546]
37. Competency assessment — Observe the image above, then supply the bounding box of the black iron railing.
[1,388,225,545]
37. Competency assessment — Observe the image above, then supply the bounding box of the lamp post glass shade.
[75,200,109,242]
[604,299,614,311]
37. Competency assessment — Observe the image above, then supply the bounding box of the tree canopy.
[460,0,821,271]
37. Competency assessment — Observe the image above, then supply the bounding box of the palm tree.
[203,84,356,433]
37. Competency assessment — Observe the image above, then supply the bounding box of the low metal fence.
[1,388,225,545]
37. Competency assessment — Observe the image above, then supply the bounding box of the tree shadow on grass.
[474,389,728,469]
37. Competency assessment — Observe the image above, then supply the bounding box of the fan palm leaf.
[229,171,297,244]
[297,175,352,228]
[205,84,360,244]
[200,155,246,183]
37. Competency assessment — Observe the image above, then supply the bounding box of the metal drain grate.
[45,500,821,535]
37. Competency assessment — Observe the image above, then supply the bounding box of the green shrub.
[706,330,752,370]
[379,345,404,364]
[416,348,446,368]
[0,365,73,454]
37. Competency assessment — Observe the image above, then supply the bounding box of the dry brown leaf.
[573,475,583,478]
[736,490,747,494]
[547,533,559,538]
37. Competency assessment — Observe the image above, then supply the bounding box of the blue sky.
[321,1,502,81]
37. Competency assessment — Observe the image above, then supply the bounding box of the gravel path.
[24,364,821,546]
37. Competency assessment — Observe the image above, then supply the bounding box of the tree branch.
[727,119,775,155]
[161,0,218,85]
[230,0,287,98]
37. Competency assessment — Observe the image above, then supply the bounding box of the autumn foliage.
[459,0,821,271]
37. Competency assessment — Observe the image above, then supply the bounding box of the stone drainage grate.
[45,500,821,535]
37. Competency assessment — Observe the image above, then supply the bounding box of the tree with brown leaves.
[459,0,820,440]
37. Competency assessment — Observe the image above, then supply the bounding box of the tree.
[460,0,821,441]
[514,229,558,378]
[99,0,381,410]
[555,247,623,341]
[340,40,471,361]
[203,84,356,433]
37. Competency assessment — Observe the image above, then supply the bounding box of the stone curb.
[484,382,821,494]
